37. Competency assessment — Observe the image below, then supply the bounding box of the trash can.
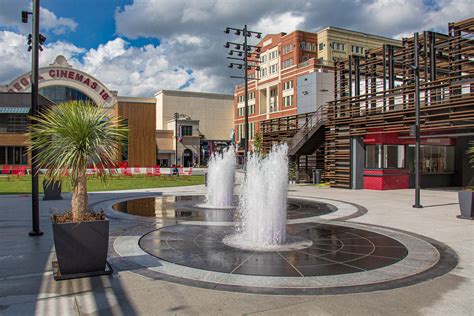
[312,169,322,184]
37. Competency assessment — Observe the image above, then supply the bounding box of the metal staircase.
[288,105,326,156]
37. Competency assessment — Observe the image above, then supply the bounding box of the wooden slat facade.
[260,18,474,188]
[118,101,156,167]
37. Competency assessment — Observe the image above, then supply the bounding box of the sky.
[0,0,472,97]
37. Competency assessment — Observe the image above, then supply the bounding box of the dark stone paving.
[112,195,335,221]
[139,223,409,277]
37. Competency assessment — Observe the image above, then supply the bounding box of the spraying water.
[224,144,290,250]
[205,146,236,208]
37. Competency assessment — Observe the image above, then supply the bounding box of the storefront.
[362,132,470,190]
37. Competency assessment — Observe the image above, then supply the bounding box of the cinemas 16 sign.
[8,68,115,106]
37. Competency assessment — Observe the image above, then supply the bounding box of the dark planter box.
[52,219,109,275]
[43,180,62,200]
[458,191,474,219]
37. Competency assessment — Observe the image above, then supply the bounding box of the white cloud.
[40,7,78,35]
[0,0,77,35]
[1,0,472,96]
[0,33,204,97]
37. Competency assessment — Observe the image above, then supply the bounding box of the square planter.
[52,219,109,275]
[43,180,62,200]
[458,191,474,219]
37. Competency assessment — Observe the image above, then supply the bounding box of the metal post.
[413,32,423,209]
[29,0,43,236]
[174,112,179,166]
[243,25,249,159]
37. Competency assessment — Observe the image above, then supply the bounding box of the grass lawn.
[0,175,205,195]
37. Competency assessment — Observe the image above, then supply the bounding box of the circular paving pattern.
[139,223,408,277]
[111,195,336,222]
[105,195,457,295]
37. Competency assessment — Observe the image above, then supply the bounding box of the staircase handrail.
[288,105,326,153]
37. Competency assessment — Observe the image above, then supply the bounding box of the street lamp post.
[174,112,179,167]
[224,26,261,160]
[24,0,44,236]
[412,32,423,209]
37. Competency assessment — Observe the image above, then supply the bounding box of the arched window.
[39,86,95,105]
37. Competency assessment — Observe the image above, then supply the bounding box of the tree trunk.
[71,168,88,221]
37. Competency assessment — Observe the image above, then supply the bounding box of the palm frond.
[28,101,128,184]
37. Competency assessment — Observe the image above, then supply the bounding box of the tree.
[468,141,474,165]
[29,101,127,221]
[253,132,263,154]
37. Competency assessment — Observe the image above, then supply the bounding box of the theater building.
[0,55,233,168]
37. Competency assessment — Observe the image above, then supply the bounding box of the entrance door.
[183,149,193,167]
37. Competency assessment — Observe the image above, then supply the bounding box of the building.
[233,26,401,157]
[0,93,54,165]
[316,26,401,62]
[261,18,474,190]
[0,56,234,168]
[155,90,234,167]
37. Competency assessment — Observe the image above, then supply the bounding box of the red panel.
[364,169,409,190]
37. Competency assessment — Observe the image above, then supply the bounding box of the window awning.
[0,107,30,114]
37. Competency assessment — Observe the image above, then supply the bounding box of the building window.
[0,114,29,133]
[269,64,278,74]
[352,45,364,54]
[383,145,405,169]
[281,58,293,69]
[366,145,382,169]
[249,122,256,140]
[283,95,293,107]
[332,42,346,51]
[282,44,293,54]
[0,146,28,165]
[366,144,405,169]
[319,42,324,51]
[409,145,454,173]
[238,95,244,103]
[260,54,267,63]
[260,67,267,77]
[283,80,294,90]
[180,125,193,136]
[300,42,317,52]
[269,50,278,60]
[121,119,129,162]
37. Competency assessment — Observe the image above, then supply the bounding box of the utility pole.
[413,32,423,209]
[224,26,261,161]
[26,0,43,236]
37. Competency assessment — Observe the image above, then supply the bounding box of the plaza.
[0,182,472,314]
[0,1,473,315]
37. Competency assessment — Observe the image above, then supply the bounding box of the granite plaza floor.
[0,183,473,315]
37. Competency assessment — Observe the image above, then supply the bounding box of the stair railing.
[288,105,325,153]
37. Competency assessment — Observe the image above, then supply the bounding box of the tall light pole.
[23,0,44,236]
[174,112,179,167]
[412,32,423,209]
[224,26,261,160]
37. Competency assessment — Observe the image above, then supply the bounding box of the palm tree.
[29,101,127,222]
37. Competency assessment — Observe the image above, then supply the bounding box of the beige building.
[316,26,401,62]
[155,90,234,167]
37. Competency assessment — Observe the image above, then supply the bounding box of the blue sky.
[37,0,158,49]
[0,0,472,97]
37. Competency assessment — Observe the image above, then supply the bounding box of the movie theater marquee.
[7,56,117,108]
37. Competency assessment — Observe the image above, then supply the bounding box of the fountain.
[224,144,312,251]
[203,146,236,208]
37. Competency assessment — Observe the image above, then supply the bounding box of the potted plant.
[29,101,127,277]
[458,142,474,219]
[43,174,62,200]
